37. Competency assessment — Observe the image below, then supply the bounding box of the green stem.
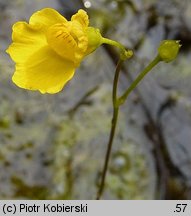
[96,59,123,200]
[96,54,161,199]
[118,55,161,105]
[113,59,124,106]
[96,107,119,200]
[102,38,126,52]
[102,38,133,60]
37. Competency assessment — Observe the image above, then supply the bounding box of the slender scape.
[96,55,162,199]
[96,59,123,200]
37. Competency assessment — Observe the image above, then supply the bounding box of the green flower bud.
[158,40,181,63]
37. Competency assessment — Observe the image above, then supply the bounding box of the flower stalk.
[96,55,161,199]
[102,38,133,60]
[96,59,123,200]
[96,38,181,198]
[118,55,161,105]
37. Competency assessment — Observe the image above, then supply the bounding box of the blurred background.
[0,0,191,199]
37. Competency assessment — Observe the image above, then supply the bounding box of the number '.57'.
[176,204,187,212]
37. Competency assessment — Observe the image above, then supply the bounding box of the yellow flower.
[6,8,103,94]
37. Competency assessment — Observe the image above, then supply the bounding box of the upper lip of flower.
[45,13,89,65]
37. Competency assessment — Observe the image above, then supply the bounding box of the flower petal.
[29,8,67,30]
[6,22,46,63]
[12,46,76,94]
[46,23,78,62]
[71,9,89,28]
[46,21,88,65]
